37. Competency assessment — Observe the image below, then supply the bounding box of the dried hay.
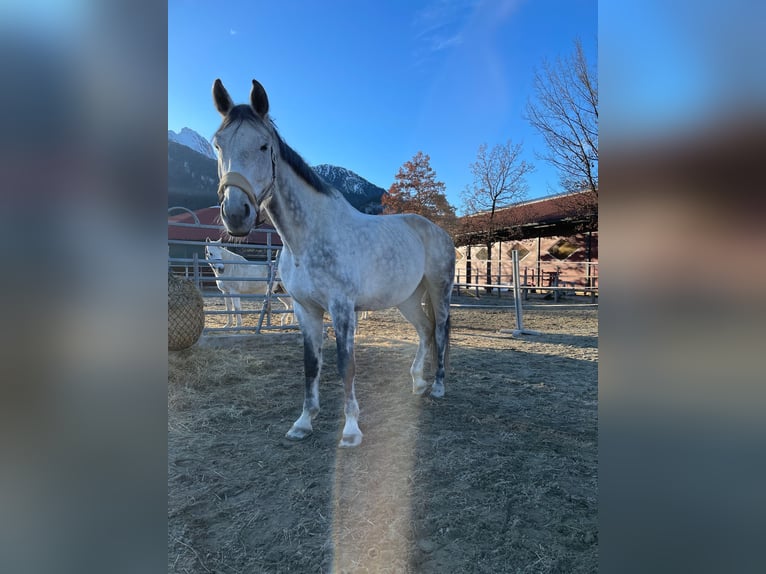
[168,299,599,572]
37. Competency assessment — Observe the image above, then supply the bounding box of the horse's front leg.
[223,292,234,327]
[232,295,242,327]
[286,302,324,440]
[331,302,362,448]
[277,297,292,326]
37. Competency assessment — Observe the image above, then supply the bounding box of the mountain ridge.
[168,127,216,160]
[168,128,386,214]
[312,164,385,213]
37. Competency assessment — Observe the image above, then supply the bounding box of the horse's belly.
[279,237,426,311]
[354,275,421,310]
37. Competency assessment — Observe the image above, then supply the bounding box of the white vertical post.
[501,250,540,336]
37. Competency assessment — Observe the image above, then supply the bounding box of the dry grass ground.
[169,295,598,573]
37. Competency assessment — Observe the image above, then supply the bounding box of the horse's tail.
[423,291,437,369]
[443,311,451,376]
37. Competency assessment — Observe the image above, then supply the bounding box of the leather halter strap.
[217,150,277,209]
[217,171,257,206]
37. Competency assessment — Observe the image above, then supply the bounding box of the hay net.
[168,272,205,350]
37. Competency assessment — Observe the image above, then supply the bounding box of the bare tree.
[527,38,598,207]
[460,140,534,291]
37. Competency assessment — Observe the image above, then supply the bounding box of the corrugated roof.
[457,190,597,244]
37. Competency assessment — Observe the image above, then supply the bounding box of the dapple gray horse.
[211,79,455,447]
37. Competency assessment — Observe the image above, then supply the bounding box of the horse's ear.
[213,79,233,116]
[250,79,269,117]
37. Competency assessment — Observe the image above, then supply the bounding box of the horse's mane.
[218,105,333,196]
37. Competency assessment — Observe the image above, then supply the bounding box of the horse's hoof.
[285,426,312,440]
[338,433,362,448]
[430,384,445,398]
[412,381,429,395]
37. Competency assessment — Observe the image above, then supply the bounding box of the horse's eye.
[260,144,268,151]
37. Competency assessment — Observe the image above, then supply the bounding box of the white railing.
[455,259,598,303]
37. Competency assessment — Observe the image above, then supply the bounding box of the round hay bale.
[168,272,205,350]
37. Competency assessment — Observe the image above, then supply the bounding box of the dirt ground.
[168,294,598,573]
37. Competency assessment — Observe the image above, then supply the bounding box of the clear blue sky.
[169,0,597,213]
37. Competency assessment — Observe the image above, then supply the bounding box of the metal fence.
[168,212,296,334]
[455,258,598,303]
[170,210,598,337]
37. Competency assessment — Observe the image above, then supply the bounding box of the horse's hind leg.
[286,302,323,440]
[397,285,433,395]
[426,279,453,398]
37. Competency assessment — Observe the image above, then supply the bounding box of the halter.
[216,149,277,212]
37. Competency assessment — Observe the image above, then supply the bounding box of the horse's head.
[204,238,226,273]
[212,79,278,237]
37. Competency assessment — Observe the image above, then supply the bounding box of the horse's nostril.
[244,203,250,218]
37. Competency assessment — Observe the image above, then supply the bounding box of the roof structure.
[168,206,284,246]
[455,190,597,246]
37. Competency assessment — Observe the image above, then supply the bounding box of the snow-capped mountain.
[168,127,216,160]
[312,164,385,214]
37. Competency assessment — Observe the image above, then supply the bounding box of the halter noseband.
[216,150,277,211]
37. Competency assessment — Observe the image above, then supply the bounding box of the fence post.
[500,250,540,336]
[466,245,472,288]
[523,267,529,300]
[590,266,597,303]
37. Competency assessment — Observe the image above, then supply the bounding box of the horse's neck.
[222,249,245,263]
[265,163,350,254]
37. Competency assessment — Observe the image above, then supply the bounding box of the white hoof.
[430,383,445,398]
[338,433,363,448]
[412,380,429,395]
[285,425,312,440]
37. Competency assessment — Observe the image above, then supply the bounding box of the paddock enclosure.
[169,209,294,333]
[168,296,598,573]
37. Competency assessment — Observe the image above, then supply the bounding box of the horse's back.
[396,213,455,275]
[397,213,453,242]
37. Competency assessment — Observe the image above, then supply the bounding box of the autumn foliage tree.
[382,151,456,232]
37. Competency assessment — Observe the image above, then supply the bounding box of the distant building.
[455,191,598,292]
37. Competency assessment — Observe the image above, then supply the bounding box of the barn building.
[454,190,598,295]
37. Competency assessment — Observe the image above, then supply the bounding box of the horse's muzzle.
[220,187,257,236]
[218,171,258,236]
